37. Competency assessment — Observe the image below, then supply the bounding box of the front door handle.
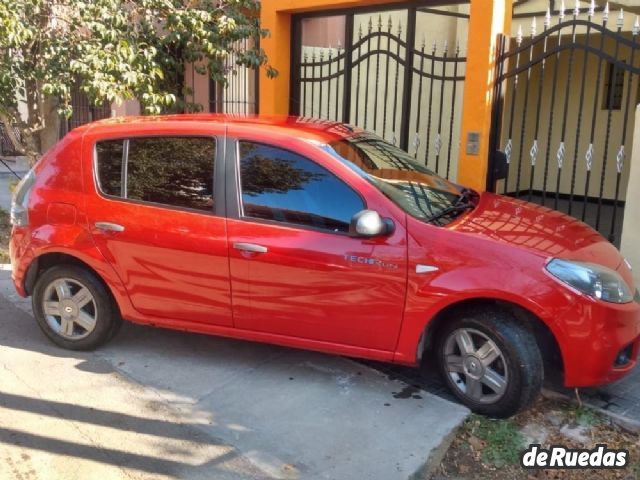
[233,242,268,254]
[95,222,125,233]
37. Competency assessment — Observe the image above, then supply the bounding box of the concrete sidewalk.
[0,174,16,212]
[0,270,469,480]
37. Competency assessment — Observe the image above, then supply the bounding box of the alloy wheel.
[443,328,508,404]
[42,278,98,340]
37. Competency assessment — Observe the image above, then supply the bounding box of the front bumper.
[560,296,640,387]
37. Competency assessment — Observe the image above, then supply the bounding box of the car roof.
[84,114,360,144]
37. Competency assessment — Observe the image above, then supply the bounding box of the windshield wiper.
[423,187,477,224]
[425,203,474,224]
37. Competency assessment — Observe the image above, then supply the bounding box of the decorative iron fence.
[490,3,640,244]
[292,4,469,180]
[209,38,259,115]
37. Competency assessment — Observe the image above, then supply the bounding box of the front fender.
[393,220,576,367]
[392,276,573,366]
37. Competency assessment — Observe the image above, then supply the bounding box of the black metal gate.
[291,3,469,180]
[490,4,640,245]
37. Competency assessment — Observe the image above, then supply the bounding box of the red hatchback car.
[9,115,640,417]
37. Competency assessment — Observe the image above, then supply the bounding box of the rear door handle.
[95,222,125,233]
[233,242,268,254]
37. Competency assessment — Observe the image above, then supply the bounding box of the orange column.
[259,5,293,116]
[456,0,512,191]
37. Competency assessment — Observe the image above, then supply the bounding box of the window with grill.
[602,61,625,110]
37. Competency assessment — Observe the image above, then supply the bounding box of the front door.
[84,134,233,326]
[227,139,407,351]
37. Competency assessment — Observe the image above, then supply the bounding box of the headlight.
[546,258,633,304]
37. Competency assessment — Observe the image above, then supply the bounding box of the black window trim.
[121,139,129,199]
[231,138,367,236]
[92,134,225,218]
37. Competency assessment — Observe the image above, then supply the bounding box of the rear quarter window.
[95,140,124,197]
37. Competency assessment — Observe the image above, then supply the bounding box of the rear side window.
[127,137,215,211]
[238,141,364,233]
[95,137,216,212]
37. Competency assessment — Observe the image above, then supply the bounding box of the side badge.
[416,264,439,274]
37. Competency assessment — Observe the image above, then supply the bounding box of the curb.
[414,420,465,480]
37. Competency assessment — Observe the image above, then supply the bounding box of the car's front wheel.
[436,308,543,417]
[32,265,121,350]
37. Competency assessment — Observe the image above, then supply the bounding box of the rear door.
[226,138,408,351]
[84,131,233,326]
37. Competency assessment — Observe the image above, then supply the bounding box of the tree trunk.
[39,97,61,154]
[24,78,43,160]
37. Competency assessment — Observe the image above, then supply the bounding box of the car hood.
[449,192,623,272]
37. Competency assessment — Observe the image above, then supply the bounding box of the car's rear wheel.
[436,308,543,417]
[33,265,121,350]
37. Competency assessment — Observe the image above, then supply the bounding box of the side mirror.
[349,210,394,238]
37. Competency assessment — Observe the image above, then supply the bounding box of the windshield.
[324,133,474,225]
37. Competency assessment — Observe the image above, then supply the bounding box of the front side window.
[239,141,364,233]
[95,137,216,212]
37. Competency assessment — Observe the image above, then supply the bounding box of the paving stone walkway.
[553,370,640,428]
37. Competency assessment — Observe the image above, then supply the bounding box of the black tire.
[32,265,122,350]
[107,313,124,341]
[435,307,543,418]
